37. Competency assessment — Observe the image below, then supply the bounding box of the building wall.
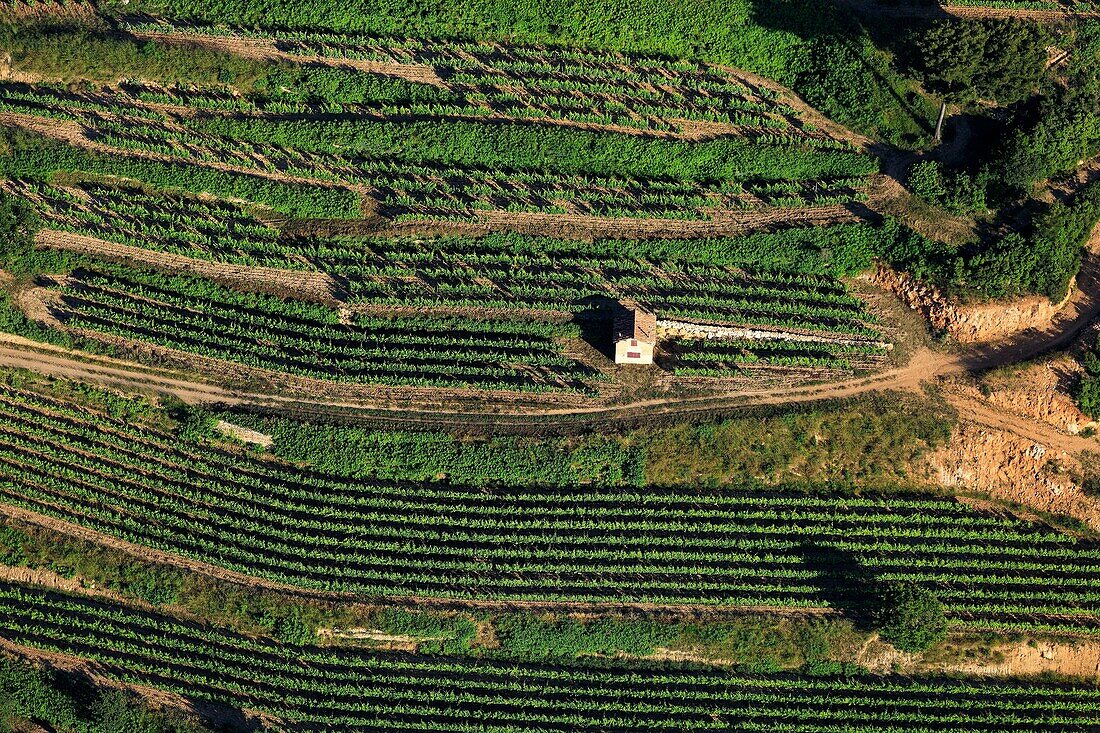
[615,338,654,364]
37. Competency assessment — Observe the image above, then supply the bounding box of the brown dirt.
[947,637,1100,678]
[977,357,1098,435]
[927,395,1100,531]
[855,631,1100,679]
[213,419,272,447]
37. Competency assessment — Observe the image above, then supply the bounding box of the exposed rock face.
[975,360,1099,435]
[871,265,1071,344]
[926,423,1100,531]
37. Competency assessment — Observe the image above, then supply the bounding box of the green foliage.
[907,160,988,214]
[1075,335,1100,419]
[964,179,1100,300]
[0,126,361,219]
[908,160,947,202]
[0,656,79,733]
[874,581,948,653]
[0,28,452,106]
[245,416,646,487]
[376,609,478,654]
[493,614,679,659]
[989,21,1100,191]
[0,518,185,606]
[0,655,208,733]
[194,116,877,183]
[5,579,1096,731]
[903,19,1048,105]
[273,611,316,646]
[640,395,954,489]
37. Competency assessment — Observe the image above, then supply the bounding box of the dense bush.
[1075,335,1100,419]
[873,582,947,652]
[963,179,1100,300]
[907,160,988,214]
[0,655,209,733]
[902,19,1048,105]
[988,21,1100,191]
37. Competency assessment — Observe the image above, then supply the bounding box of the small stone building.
[613,303,656,365]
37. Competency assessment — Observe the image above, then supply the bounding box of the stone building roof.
[613,303,656,343]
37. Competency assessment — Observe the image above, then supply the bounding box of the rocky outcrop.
[927,423,1100,531]
[870,265,1072,344]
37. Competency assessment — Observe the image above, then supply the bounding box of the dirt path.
[945,390,1099,454]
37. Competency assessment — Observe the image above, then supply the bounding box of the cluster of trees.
[902,19,1049,106]
[1076,335,1100,419]
[964,180,1100,300]
[992,21,1100,192]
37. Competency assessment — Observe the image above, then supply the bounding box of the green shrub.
[874,582,947,653]
[908,160,946,202]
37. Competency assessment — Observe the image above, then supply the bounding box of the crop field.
[4,174,889,389]
[0,382,1094,629]
[0,579,1097,732]
[3,4,1100,731]
[49,264,596,392]
[0,19,899,398]
[0,73,873,223]
[122,20,838,139]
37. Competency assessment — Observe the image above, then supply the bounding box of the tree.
[904,20,1048,106]
[874,582,947,652]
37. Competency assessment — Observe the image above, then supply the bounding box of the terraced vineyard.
[47,264,596,393]
[123,21,842,139]
[0,579,1097,732]
[0,382,1094,629]
[0,61,875,223]
[13,178,883,328]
